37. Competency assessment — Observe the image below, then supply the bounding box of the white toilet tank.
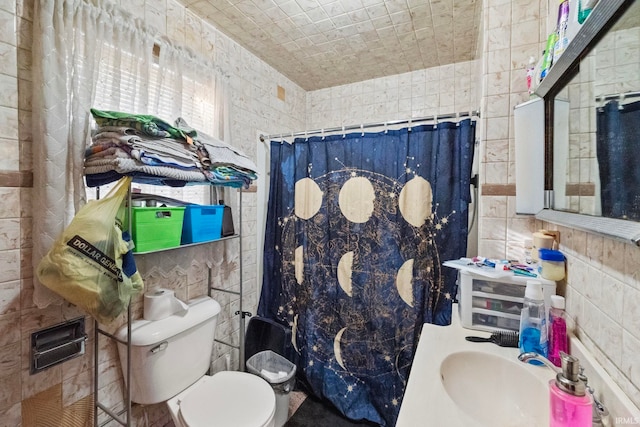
[115,296,221,405]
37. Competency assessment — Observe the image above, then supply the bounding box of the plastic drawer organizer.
[457,270,556,332]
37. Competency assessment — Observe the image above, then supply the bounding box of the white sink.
[397,304,640,427]
[396,306,555,427]
[440,351,549,427]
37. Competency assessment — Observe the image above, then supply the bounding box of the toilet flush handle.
[150,341,168,354]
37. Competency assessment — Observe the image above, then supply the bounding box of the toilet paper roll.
[143,288,189,321]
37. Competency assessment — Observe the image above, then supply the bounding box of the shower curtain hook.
[618,93,625,110]
[384,122,388,134]
[433,114,438,129]
[408,118,412,132]
[321,129,325,140]
[304,130,308,141]
[360,123,364,137]
[342,125,346,138]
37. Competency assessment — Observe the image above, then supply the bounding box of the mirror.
[536,0,640,246]
[551,1,640,221]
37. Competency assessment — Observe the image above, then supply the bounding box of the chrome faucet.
[518,352,611,427]
[579,367,611,427]
[517,351,561,372]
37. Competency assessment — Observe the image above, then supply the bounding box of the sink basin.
[398,306,640,427]
[440,351,550,427]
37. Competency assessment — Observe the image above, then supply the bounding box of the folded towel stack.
[84,109,257,188]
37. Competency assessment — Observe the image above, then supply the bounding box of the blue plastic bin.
[181,204,224,244]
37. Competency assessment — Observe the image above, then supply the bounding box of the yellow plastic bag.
[37,177,144,323]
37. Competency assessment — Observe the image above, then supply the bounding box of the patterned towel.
[91,108,197,142]
[84,157,208,182]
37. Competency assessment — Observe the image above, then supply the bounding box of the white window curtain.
[32,0,230,308]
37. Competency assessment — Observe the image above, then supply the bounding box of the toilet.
[115,296,276,427]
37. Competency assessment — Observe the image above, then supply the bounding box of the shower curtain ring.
[321,129,325,140]
[361,123,364,136]
[342,125,346,138]
[618,93,625,110]
[434,114,438,129]
[384,122,388,134]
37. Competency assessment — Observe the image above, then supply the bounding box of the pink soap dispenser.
[549,352,593,427]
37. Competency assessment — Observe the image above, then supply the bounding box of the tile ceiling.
[180,0,482,91]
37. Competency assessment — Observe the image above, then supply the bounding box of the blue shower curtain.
[596,100,640,221]
[258,121,475,426]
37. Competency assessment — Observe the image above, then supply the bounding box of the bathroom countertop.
[566,335,640,425]
[397,304,640,427]
[396,305,554,427]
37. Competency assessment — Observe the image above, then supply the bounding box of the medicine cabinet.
[535,0,640,245]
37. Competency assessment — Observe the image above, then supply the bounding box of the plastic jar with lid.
[538,249,565,280]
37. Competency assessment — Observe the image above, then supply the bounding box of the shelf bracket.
[210,287,241,295]
[215,338,240,349]
[235,310,252,318]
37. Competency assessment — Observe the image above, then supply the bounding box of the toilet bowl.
[166,371,276,427]
[115,296,277,427]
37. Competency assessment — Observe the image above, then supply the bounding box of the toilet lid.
[179,371,276,427]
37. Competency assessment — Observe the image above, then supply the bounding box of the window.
[87,42,222,205]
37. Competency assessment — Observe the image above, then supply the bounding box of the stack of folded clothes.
[84,109,257,188]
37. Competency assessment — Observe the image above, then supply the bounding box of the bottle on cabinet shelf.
[578,0,599,24]
[553,0,571,63]
[540,33,557,80]
[526,56,537,96]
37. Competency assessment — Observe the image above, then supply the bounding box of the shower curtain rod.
[595,90,640,103]
[259,109,480,142]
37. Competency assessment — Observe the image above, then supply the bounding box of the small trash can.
[246,350,296,427]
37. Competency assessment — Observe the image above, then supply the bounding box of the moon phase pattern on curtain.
[259,121,475,426]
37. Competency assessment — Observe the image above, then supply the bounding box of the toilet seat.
[175,371,276,427]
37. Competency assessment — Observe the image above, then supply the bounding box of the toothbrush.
[510,266,537,277]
